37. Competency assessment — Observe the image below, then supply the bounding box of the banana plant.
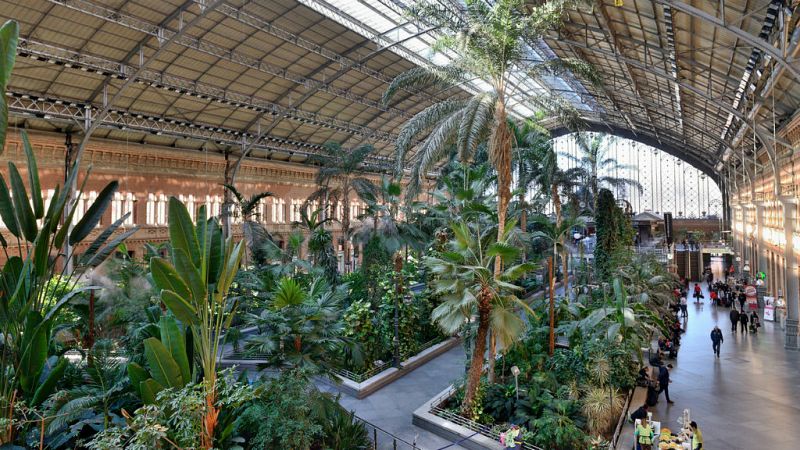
[149,197,243,449]
[127,315,192,404]
[0,20,138,446]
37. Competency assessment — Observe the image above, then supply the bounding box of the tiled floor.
[647,282,800,450]
[320,345,469,450]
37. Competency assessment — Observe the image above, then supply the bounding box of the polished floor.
[649,281,800,450]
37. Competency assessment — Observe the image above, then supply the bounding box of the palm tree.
[383,0,597,280]
[530,213,585,355]
[245,277,362,376]
[222,184,273,264]
[509,117,552,234]
[308,142,378,273]
[295,207,337,281]
[561,133,643,212]
[425,219,535,416]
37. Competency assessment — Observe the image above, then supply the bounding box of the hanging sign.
[745,285,758,311]
[764,296,775,321]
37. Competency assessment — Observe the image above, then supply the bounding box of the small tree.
[425,220,535,416]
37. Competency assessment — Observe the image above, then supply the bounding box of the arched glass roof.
[3,0,798,178]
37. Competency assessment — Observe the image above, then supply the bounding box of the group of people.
[633,412,703,450]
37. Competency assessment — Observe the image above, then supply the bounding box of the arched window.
[147,193,156,225]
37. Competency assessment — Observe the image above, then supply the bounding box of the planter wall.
[320,336,461,398]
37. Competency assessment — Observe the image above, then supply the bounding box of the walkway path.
[321,345,468,450]
[648,280,800,449]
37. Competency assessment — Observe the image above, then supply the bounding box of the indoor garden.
[0,2,678,448]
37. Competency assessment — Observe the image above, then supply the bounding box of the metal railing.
[355,415,421,450]
[428,387,543,450]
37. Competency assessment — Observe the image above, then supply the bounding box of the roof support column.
[780,196,799,350]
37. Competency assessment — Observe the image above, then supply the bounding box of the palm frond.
[527,57,601,86]
[382,65,463,105]
[395,99,467,174]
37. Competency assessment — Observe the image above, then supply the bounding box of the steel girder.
[74,0,226,153]
[46,0,407,117]
[15,38,396,143]
[5,90,393,167]
[654,0,800,82]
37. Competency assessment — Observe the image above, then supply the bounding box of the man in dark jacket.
[729,308,740,333]
[657,364,674,404]
[739,309,749,333]
[710,326,723,357]
[630,403,649,422]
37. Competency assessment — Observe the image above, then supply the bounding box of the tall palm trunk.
[462,291,492,416]
[488,96,512,384]
[342,190,351,273]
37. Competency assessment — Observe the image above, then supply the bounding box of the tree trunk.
[563,248,569,302]
[519,191,527,261]
[488,99,512,387]
[222,151,234,239]
[201,388,218,450]
[487,331,497,383]
[552,183,562,227]
[548,256,556,356]
[461,294,491,417]
[342,191,351,273]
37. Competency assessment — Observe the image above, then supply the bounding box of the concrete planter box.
[321,336,461,399]
[412,386,502,450]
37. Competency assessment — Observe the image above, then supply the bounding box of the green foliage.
[127,315,192,404]
[234,370,370,450]
[245,276,362,375]
[87,371,255,450]
[593,189,634,280]
[149,198,243,389]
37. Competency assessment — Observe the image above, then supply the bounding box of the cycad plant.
[425,219,535,415]
[308,141,377,272]
[148,198,243,449]
[384,0,597,277]
[0,20,138,446]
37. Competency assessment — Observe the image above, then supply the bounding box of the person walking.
[739,309,749,334]
[738,289,747,311]
[657,364,674,404]
[693,283,703,303]
[710,326,723,357]
[690,421,703,450]
[750,311,760,333]
[680,295,688,318]
[635,417,655,450]
[729,308,740,333]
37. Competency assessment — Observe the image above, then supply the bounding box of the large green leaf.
[168,196,200,265]
[127,362,149,397]
[143,337,184,388]
[69,181,118,245]
[173,248,206,306]
[79,213,128,262]
[160,290,198,326]
[140,378,164,405]
[0,175,20,238]
[8,162,37,241]
[205,218,223,284]
[150,257,191,302]
[158,315,191,384]
[21,131,43,218]
[18,311,48,394]
[31,357,67,406]
[0,20,18,155]
[80,227,138,268]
